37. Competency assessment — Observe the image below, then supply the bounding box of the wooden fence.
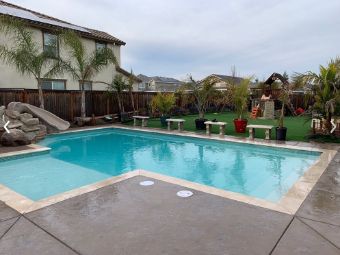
[0,89,311,121]
[0,89,157,121]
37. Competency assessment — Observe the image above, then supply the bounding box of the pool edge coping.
[0,125,338,215]
[0,144,51,159]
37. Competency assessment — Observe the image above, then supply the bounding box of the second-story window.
[43,32,58,57]
[95,42,107,64]
[95,42,106,53]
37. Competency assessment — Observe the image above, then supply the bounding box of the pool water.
[0,128,320,202]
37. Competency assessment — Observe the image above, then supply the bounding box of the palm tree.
[0,16,62,109]
[183,76,217,119]
[127,69,136,112]
[107,74,128,113]
[293,59,340,134]
[50,30,117,118]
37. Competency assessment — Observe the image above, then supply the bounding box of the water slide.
[7,102,70,132]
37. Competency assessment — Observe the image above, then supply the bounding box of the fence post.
[106,97,110,115]
[70,92,74,121]
[22,90,28,103]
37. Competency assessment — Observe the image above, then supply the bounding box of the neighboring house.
[200,74,247,90]
[0,0,137,91]
[115,66,142,91]
[137,74,182,92]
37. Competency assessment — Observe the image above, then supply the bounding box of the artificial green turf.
[124,112,313,141]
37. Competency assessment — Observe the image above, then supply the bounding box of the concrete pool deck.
[0,156,339,255]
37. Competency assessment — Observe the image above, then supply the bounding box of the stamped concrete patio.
[0,149,338,255]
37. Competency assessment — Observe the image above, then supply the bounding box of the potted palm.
[233,78,251,133]
[151,93,176,126]
[183,76,217,130]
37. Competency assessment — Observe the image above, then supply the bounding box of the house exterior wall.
[140,81,181,92]
[154,82,181,92]
[214,81,228,88]
[0,26,122,91]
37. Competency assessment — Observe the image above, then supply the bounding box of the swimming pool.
[0,128,320,202]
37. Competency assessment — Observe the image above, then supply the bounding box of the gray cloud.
[10,0,340,80]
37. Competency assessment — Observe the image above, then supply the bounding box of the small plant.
[151,93,176,116]
[151,93,176,126]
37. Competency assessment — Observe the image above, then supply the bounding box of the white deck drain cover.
[139,180,154,186]
[177,190,193,198]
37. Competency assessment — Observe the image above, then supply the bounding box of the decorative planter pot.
[233,119,248,133]
[120,112,130,123]
[160,115,169,127]
[276,127,287,141]
[195,118,208,130]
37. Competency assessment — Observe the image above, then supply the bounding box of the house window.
[41,80,65,90]
[95,42,106,53]
[80,81,92,91]
[95,42,107,64]
[138,83,146,91]
[43,32,58,57]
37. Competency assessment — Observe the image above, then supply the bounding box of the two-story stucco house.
[137,74,182,92]
[0,1,140,91]
[200,74,247,90]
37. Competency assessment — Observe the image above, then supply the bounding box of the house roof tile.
[0,0,125,45]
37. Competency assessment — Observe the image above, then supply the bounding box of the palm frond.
[44,58,79,80]
[60,30,85,72]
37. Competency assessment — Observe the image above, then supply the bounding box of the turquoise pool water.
[0,128,320,202]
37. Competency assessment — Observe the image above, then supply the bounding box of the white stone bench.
[204,121,227,136]
[166,119,185,132]
[247,124,274,140]
[132,116,150,127]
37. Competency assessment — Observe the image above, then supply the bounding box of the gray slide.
[8,102,70,132]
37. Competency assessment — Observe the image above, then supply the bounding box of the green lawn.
[125,112,312,141]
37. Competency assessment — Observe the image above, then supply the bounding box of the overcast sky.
[10,0,340,80]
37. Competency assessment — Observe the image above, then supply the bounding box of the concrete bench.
[166,119,185,132]
[132,116,150,127]
[247,124,274,140]
[204,121,227,136]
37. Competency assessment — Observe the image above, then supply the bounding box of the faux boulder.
[0,105,47,146]
[0,129,30,146]
[0,102,69,146]
[5,109,20,120]
[8,102,70,132]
